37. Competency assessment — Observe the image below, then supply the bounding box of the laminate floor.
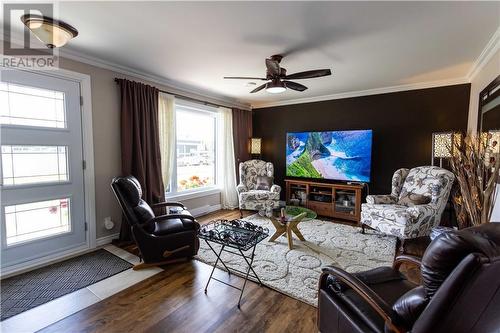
[39,210,427,333]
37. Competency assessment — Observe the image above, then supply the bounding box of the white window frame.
[166,99,221,200]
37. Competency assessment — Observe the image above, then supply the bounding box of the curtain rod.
[114,78,243,110]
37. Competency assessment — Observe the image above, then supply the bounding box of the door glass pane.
[1,145,69,186]
[176,108,216,191]
[0,82,66,128]
[5,198,71,246]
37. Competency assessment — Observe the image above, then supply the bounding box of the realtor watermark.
[2,3,59,69]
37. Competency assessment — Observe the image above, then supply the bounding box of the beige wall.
[467,48,500,132]
[58,57,221,239]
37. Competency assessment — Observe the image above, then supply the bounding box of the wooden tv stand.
[285,179,363,224]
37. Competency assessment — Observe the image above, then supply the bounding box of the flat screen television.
[286,130,373,182]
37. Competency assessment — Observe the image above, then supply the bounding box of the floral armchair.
[237,160,281,217]
[361,166,455,246]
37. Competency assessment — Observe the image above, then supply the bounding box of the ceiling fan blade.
[284,81,308,92]
[250,83,267,93]
[265,58,280,76]
[224,76,267,80]
[284,69,331,80]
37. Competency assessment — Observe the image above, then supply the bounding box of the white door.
[0,69,86,269]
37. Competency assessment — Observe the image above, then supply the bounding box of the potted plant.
[449,132,499,227]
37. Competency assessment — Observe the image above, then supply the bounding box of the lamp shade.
[432,132,462,159]
[250,138,262,154]
[21,14,78,48]
[265,80,286,94]
[433,132,453,158]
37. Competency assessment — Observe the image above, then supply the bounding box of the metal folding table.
[198,219,268,308]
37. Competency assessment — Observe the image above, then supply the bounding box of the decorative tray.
[198,219,269,251]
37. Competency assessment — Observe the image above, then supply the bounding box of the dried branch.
[448,133,499,227]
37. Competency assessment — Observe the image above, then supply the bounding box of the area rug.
[1,249,133,320]
[195,215,397,307]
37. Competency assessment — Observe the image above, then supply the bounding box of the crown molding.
[4,24,496,111]
[1,29,251,110]
[252,77,469,109]
[58,48,252,110]
[467,26,500,80]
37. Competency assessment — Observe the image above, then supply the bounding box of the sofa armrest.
[392,254,422,271]
[270,184,281,194]
[151,214,199,231]
[320,266,403,333]
[151,201,186,210]
[405,204,436,220]
[236,184,248,195]
[366,194,397,204]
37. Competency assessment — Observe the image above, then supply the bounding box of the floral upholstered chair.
[361,166,455,251]
[237,160,281,217]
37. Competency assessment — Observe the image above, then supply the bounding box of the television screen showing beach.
[286,130,372,182]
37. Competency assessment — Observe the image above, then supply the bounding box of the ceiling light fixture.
[265,80,286,94]
[20,14,78,48]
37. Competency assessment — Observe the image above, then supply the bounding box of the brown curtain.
[116,78,165,241]
[232,108,253,180]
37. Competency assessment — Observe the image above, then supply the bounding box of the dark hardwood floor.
[39,210,427,333]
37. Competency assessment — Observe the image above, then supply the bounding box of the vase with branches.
[448,132,499,228]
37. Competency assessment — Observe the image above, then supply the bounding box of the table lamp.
[250,138,262,159]
[432,132,461,167]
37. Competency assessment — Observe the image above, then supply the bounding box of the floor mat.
[195,214,396,307]
[1,249,132,321]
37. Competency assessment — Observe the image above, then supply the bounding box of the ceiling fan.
[224,54,331,94]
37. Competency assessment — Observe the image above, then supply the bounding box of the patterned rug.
[1,249,132,320]
[195,215,397,307]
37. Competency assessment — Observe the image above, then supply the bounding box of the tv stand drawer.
[307,202,333,217]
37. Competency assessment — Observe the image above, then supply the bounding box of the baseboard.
[190,204,222,217]
[96,233,120,247]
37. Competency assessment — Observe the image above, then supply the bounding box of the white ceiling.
[4,1,500,107]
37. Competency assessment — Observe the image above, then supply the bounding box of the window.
[169,101,218,194]
[0,82,66,128]
[2,145,69,186]
[5,198,71,246]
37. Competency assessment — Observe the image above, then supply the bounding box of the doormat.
[1,249,133,321]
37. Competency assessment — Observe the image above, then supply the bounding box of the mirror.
[478,75,500,172]
[478,75,500,133]
[478,75,500,223]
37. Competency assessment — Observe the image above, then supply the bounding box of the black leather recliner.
[111,176,200,270]
[318,223,500,333]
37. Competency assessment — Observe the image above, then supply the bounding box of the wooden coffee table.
[269,206,317,249]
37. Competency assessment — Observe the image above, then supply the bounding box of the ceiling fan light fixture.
[224,54,331,93]
[20,14,78,48]
[266,80,286,94]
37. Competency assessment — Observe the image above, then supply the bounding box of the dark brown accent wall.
[253,84,471,196]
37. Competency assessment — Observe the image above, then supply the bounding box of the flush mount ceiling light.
[20,14,78,48]
[265,80,286,94]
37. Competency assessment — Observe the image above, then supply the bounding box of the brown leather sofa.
[111,176,200,270]
[317,223,500,333]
